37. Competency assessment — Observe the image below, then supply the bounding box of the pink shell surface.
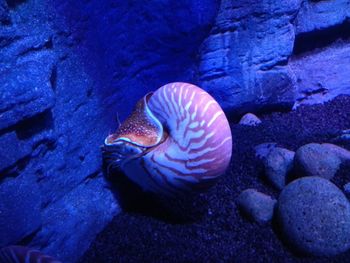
[143,82,232,191]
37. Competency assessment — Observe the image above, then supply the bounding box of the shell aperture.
[103,82,232,196]
[105,93,164,148]
[103,93,165,171]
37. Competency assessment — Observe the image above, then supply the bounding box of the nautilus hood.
[105,93,165,149]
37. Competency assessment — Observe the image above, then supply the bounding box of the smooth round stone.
[294,143,342,180]
[264,147,295,190]
[277,176,350,256]
[254,143,277,160]
[236,189,276,225]
[239,113,262,126]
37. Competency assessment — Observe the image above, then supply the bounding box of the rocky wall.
[199,0,350,114]
[0,0,349,262]
[292,0,350,106]
[0,0,219,262]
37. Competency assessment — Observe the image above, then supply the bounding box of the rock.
[0,173,41,247]
[294,0,350,35]
[254,143,278,160]
[59,0,221,118]
[322,143,350,161]
[0,62,56,131]
[0,132,32,172]
[199,0,350,113]
[0,1,124,261]
[291,1,350,107]
[1,0,350,261]
[344,183,350,198]
[264,147,295,190]
[239,113,262,126]
[199,0,301,114]
[29,175,119,263]
[0,0,9,24]
[277,176,350,256]
[294,143,342,180]
[291,42,350,107]
[236,189,277,225]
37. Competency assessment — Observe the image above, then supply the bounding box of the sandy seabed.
[81,95,350,263]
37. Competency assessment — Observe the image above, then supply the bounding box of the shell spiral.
[103,82,232,196]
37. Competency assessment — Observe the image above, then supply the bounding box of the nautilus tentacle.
[103,82,232,196]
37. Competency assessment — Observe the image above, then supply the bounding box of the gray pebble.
[255,143,278,160]
[294,143,342,180]
[239,113,262,126]
[236,189,276,225]
[264,147,295,190]
[277,176,350,256]
[322,143,350,161]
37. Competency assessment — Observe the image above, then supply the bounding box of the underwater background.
[0,0,350,262]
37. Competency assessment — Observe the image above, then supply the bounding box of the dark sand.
[81,95,350,263]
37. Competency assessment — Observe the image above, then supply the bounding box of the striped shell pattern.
[0,246,61,263]
[103,82,232,196]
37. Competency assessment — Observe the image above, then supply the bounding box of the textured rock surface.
[344,183,350,198]
[291,41,350,106]
[1,0,350,262]
[294,143,344,179]
[278,177,350,256]
[322,143,350,161]
[254,143,278,160]
[199,0,350,113]
[264,147,295,190]
[56,0,221,120]
[0,132,32,171]
[0,0,9,24]
[239,113,261,126]
[291,0,350,107]
[294,0,350,35]
[236,189,276,225]
[0,173,41,247]
[199,0,301,114]
[0,0,219,262]
[0,61,55,130]
[30,176,118,263]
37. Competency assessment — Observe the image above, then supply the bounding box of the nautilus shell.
[103,82,232,196]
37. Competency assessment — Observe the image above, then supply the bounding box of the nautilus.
[103,82,232,196]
